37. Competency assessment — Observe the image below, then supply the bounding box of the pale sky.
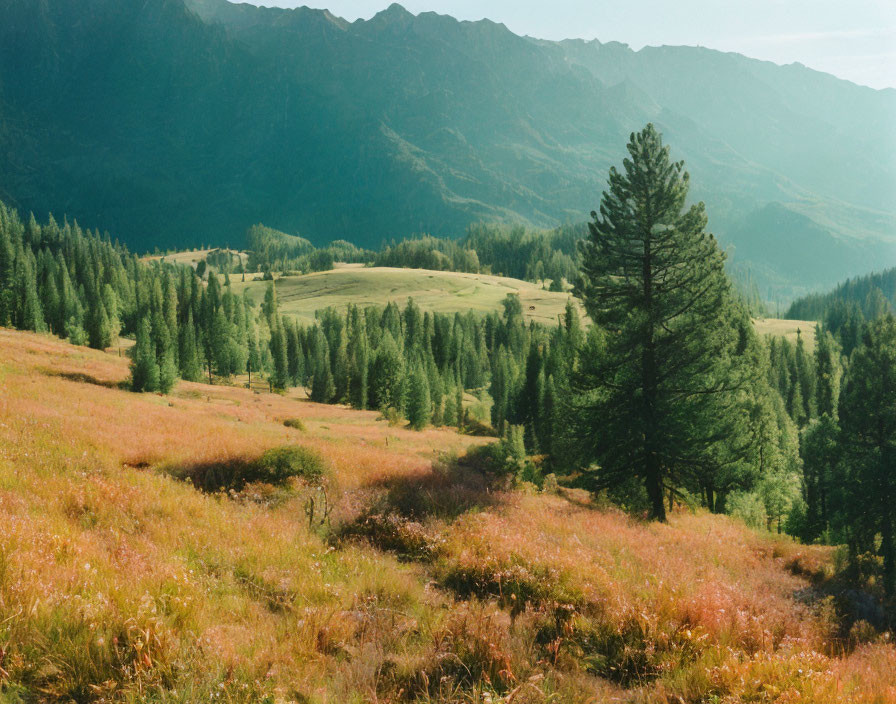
[243,0,896,90]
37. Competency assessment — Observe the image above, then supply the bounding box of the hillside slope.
[232,265,578,325]
[0,0,893,296]
[231,265,815,348]
[1,328,895,701]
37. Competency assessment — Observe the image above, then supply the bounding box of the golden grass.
[229,266,578,326]
[753,318,817,351]
[0,329,893,703]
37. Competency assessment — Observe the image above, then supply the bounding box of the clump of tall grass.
[283,417,306,431]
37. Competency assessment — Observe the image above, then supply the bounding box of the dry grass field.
[1,329,893,703]
[230,266,579,326]
[754,317,818,351]
[229,266,814,350]
[141,248,250,272]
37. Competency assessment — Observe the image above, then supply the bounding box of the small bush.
[380,406,403,426]
[381,604,516,698]
[250,446,327,484]
[283,417,306,431]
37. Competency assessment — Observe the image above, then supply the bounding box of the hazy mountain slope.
[786,266,896,321]
[725,203,896,299]
[0,0,893,296]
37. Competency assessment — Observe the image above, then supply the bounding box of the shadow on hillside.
[163,457,257,494]
[787,556,896,645]
[336,452,508,561]
[40,367,125,390]
[373,452,508,521]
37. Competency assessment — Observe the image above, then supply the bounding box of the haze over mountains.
[1,0,894,298]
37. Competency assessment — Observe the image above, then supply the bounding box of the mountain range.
[1,0,894,299]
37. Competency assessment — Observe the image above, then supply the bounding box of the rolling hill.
[230,263,817,348]
[232,264,578,325]
[2,327,894,701]
[0,0,894,298]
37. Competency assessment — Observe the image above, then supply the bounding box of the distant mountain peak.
[371,3,413,21]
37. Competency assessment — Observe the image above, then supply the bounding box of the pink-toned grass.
[0,329,894,703]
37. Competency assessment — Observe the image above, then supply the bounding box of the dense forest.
[2,126,895,597]
[786,267,896,353]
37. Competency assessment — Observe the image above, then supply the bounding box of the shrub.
[250,446,327,484]
[283,417,306,431]
[380,406,403,426]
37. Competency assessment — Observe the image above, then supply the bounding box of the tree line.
[240,222,583,289]
[246,224,369,275]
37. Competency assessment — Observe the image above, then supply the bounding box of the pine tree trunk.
[646,459,665,521]
[705,486,715,513]
[642,232,665,522]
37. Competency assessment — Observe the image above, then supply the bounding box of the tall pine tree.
[573,124,755,521]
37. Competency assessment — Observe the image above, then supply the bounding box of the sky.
[244,0,896,89]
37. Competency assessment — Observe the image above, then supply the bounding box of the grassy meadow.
[753,317,817,351]
[142,249,250,271]
[230,265,578,326]
[227,265,818,349]
[1,328,894,702]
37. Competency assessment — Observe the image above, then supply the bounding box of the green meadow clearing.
[231,264,579,325]
[230,265,817,348]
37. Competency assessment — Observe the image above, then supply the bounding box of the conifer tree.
[369,332,403,411]
[269,322,290,390]
[814,326,842,419]
[794,331,816,424]
[800,414,841,541]
[87,293,111,350]
[16,251,46,332]
[539,373,558,457]
[103,284,121,345]
[178,310,203,381]
[262,281,278,327]
[839,315,896,596]
[489,347,514,436]
[349,329,370,410]
[131,314,160,392]
[407,363,432,430]
[332,329,350,402]
[443,385,458,427]
[426,355,443,419]
[158,341,177,394]
[285,320,304,386]
[573,124,754,521]
[455,383,465,429]
[310,352,335,403]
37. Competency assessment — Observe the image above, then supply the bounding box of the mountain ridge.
[0,0,893,298]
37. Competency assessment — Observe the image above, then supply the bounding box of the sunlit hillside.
[1,328,894,702]
[231,265,579,326]
[226,265,816,347]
